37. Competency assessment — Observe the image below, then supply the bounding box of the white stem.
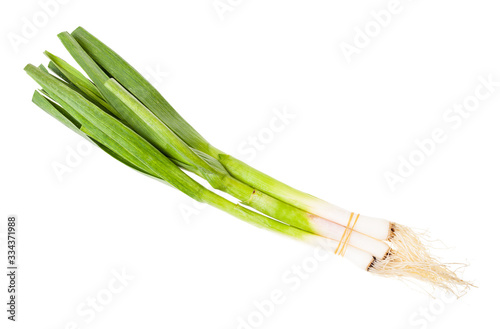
[309,214,390,258]
[306,235,375,270]
[308,201,391,240]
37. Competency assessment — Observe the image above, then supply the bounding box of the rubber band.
[334,213,353,255]
[335,212,360,257]
[340,213,360,257]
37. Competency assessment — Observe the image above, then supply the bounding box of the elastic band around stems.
[334,212,360,257]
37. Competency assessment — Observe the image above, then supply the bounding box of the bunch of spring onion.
[25,27,471,294]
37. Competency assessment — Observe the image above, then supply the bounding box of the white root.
[368,223,473,296]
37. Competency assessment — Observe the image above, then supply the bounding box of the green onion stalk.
[25,27,471,294]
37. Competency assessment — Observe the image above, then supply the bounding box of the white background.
[1,0,499,328]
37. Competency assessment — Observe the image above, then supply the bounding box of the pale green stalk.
[218,154,338,218]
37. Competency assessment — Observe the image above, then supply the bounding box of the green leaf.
[25,63,206,201]
[103,78,221,177]
[56,32,129,120]
[44,51,118,117]
[71,26,216,157]
[80,125,161,179]
[48,61,72,84]
[32,90,83,135]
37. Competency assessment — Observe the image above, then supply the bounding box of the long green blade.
[55,31,215,179]
[44,51,118,117]
[80,125,161,179]
[44,51,103,100]
[25,63,206,201]
[71,26,216,156]
[48,61,72,84]
[32,90,83,135]
[103,78,223,180]
[33,89,160,178]
[56,32,129,120]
